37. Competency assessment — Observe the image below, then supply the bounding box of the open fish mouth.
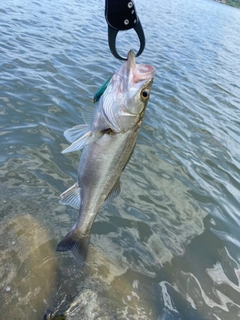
[112,50,155,93]
[127,50,155,82]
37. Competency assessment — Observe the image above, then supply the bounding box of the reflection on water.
[1,0,240,319]
[159,218,240,320]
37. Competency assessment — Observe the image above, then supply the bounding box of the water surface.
[0,0,240,319]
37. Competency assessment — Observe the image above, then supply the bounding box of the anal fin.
[59,183,81,209]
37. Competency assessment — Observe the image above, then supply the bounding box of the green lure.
[93,74,113,103]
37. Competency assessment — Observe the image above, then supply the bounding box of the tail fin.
[56,228,90,264]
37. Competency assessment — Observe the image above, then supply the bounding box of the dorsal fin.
[105,177,121,203]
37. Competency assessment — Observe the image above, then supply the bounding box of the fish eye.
[141,88,150,100]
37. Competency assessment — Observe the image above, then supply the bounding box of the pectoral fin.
[64,124,89,143]
[62,131,103,154]
[81,109,94,125]
[59,183,81,209]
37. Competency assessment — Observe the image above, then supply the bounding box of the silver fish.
[57,51,155,261]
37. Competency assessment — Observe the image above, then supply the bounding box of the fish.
[56,50,155,261]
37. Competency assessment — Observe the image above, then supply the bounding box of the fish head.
[103,50,155,132]
[118,50,155,115]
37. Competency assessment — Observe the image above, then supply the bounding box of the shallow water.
[0,0,240,319]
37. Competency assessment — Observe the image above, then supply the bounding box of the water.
[0,0,240,319]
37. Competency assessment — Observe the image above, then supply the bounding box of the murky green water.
[1,0,240,319]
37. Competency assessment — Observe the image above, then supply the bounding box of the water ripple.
[1,0,240,319]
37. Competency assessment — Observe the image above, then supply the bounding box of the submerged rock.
[45,288,114,320]
[0,196,59,320]
[45,237,158,320]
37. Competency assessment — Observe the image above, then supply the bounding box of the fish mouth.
[127,50,136,71]
[111,50,155,93]
[120,50,155,86]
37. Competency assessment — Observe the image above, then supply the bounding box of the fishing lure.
[93,74,113,103]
